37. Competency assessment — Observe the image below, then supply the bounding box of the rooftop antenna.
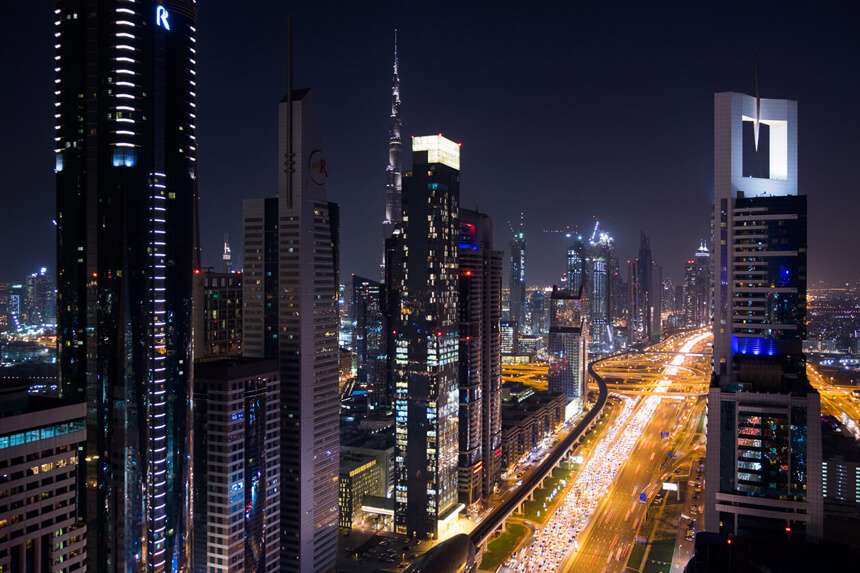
[753,50,761,151]
[284,14,295,207]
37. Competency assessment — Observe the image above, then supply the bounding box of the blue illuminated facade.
[706,90,822,541]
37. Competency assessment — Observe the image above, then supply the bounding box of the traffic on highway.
[499,330,712,573]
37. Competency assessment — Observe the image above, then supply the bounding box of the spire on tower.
[753,51,761,151]
[382,28,403,244]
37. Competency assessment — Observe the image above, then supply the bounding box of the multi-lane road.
[563,331,711,573]
[494,330,712,573]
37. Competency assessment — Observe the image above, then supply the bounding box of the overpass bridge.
[468,353,614,553]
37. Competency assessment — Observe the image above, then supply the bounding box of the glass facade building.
[706,91,822,541]
[548,286,588,410]
[54,1,197,570]
[353,276,387,413]
[386,135,462,539]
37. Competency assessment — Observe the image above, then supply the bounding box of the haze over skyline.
[2,1,858,286]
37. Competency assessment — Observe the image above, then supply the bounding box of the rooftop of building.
[0,378,85,432]
[193,356,279,380]
[822,416,860,463]
[340,452,378,475]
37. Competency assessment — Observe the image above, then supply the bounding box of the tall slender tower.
[223,233,232,273]
[382,30,402,242]
[705,76,822,540]
[387,135,461,539]
[509,216,526,334]
[55,1,196,571]
[242,29,340,571]
[458,209,503,502]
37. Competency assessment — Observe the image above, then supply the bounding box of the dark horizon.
[2,1,859,287]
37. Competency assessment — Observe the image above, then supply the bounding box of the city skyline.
[3,2,860,570]
[3,2,859,288]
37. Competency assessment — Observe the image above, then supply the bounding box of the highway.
[560,331,712,573]
[469,358,608,549]
[808,363,860,437]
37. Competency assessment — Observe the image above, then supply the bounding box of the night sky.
[3,1,859,288]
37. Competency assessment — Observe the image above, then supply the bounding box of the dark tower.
[55,1,196,570]
[387,135,461,539]
[458,209,503,502]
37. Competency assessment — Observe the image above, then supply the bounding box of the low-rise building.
[0,380,87,572]
[500,390,566,472]
[192,358,280,573]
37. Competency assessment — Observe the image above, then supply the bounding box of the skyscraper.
[509,218,526,335]
[353,275,387,413]
[223,233,233,273]
[627,233,662,345]
[55,2,196,570]
[458,208,503,503]
[192,358,281,573]
[23,267,56,326]
[589,232,615,353]
[566,239,586,293]
[548,286,588,416]
[705,86,822,540]
[243,86,340,571]
[683,241,710,327]
[382,31,402,243]
[386,135,462,539]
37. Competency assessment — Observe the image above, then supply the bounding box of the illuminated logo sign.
[309,150,327,185]
[156,6,170,30]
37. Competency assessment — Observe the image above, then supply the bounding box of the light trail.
[510,331,712,573]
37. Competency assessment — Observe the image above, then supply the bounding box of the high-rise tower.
[243,85,340,571]
[589,231,615,353]
[683,241,710,327]
[223,233,232,273]
[382,30,402,242]
[705,80,822,540]
[386,135,462,539]
[458,209,503,502]
[548,285,588,415]
[509,216,526,334]
[55,1,196,570]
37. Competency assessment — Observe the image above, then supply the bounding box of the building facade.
[458,209,503,503]
[509,224,527,335]
[192,359,280,573]
[500,389,566,473]
[193,271,242,362]
[242,89,340,572]
[705,90,823,540]
[589,232,615,353]
[684,242,711,327]
[627,233,662,345]
[386,135,462,539]
[0,381,87,572]
[338,454,383,530]
[54,1,197,570]
[548,286,588,414]
[353,275,387,413]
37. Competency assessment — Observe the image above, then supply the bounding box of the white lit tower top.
[383,30,402,240]
[222,233,232,273]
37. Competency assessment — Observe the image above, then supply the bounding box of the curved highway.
[469,354,614,548]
